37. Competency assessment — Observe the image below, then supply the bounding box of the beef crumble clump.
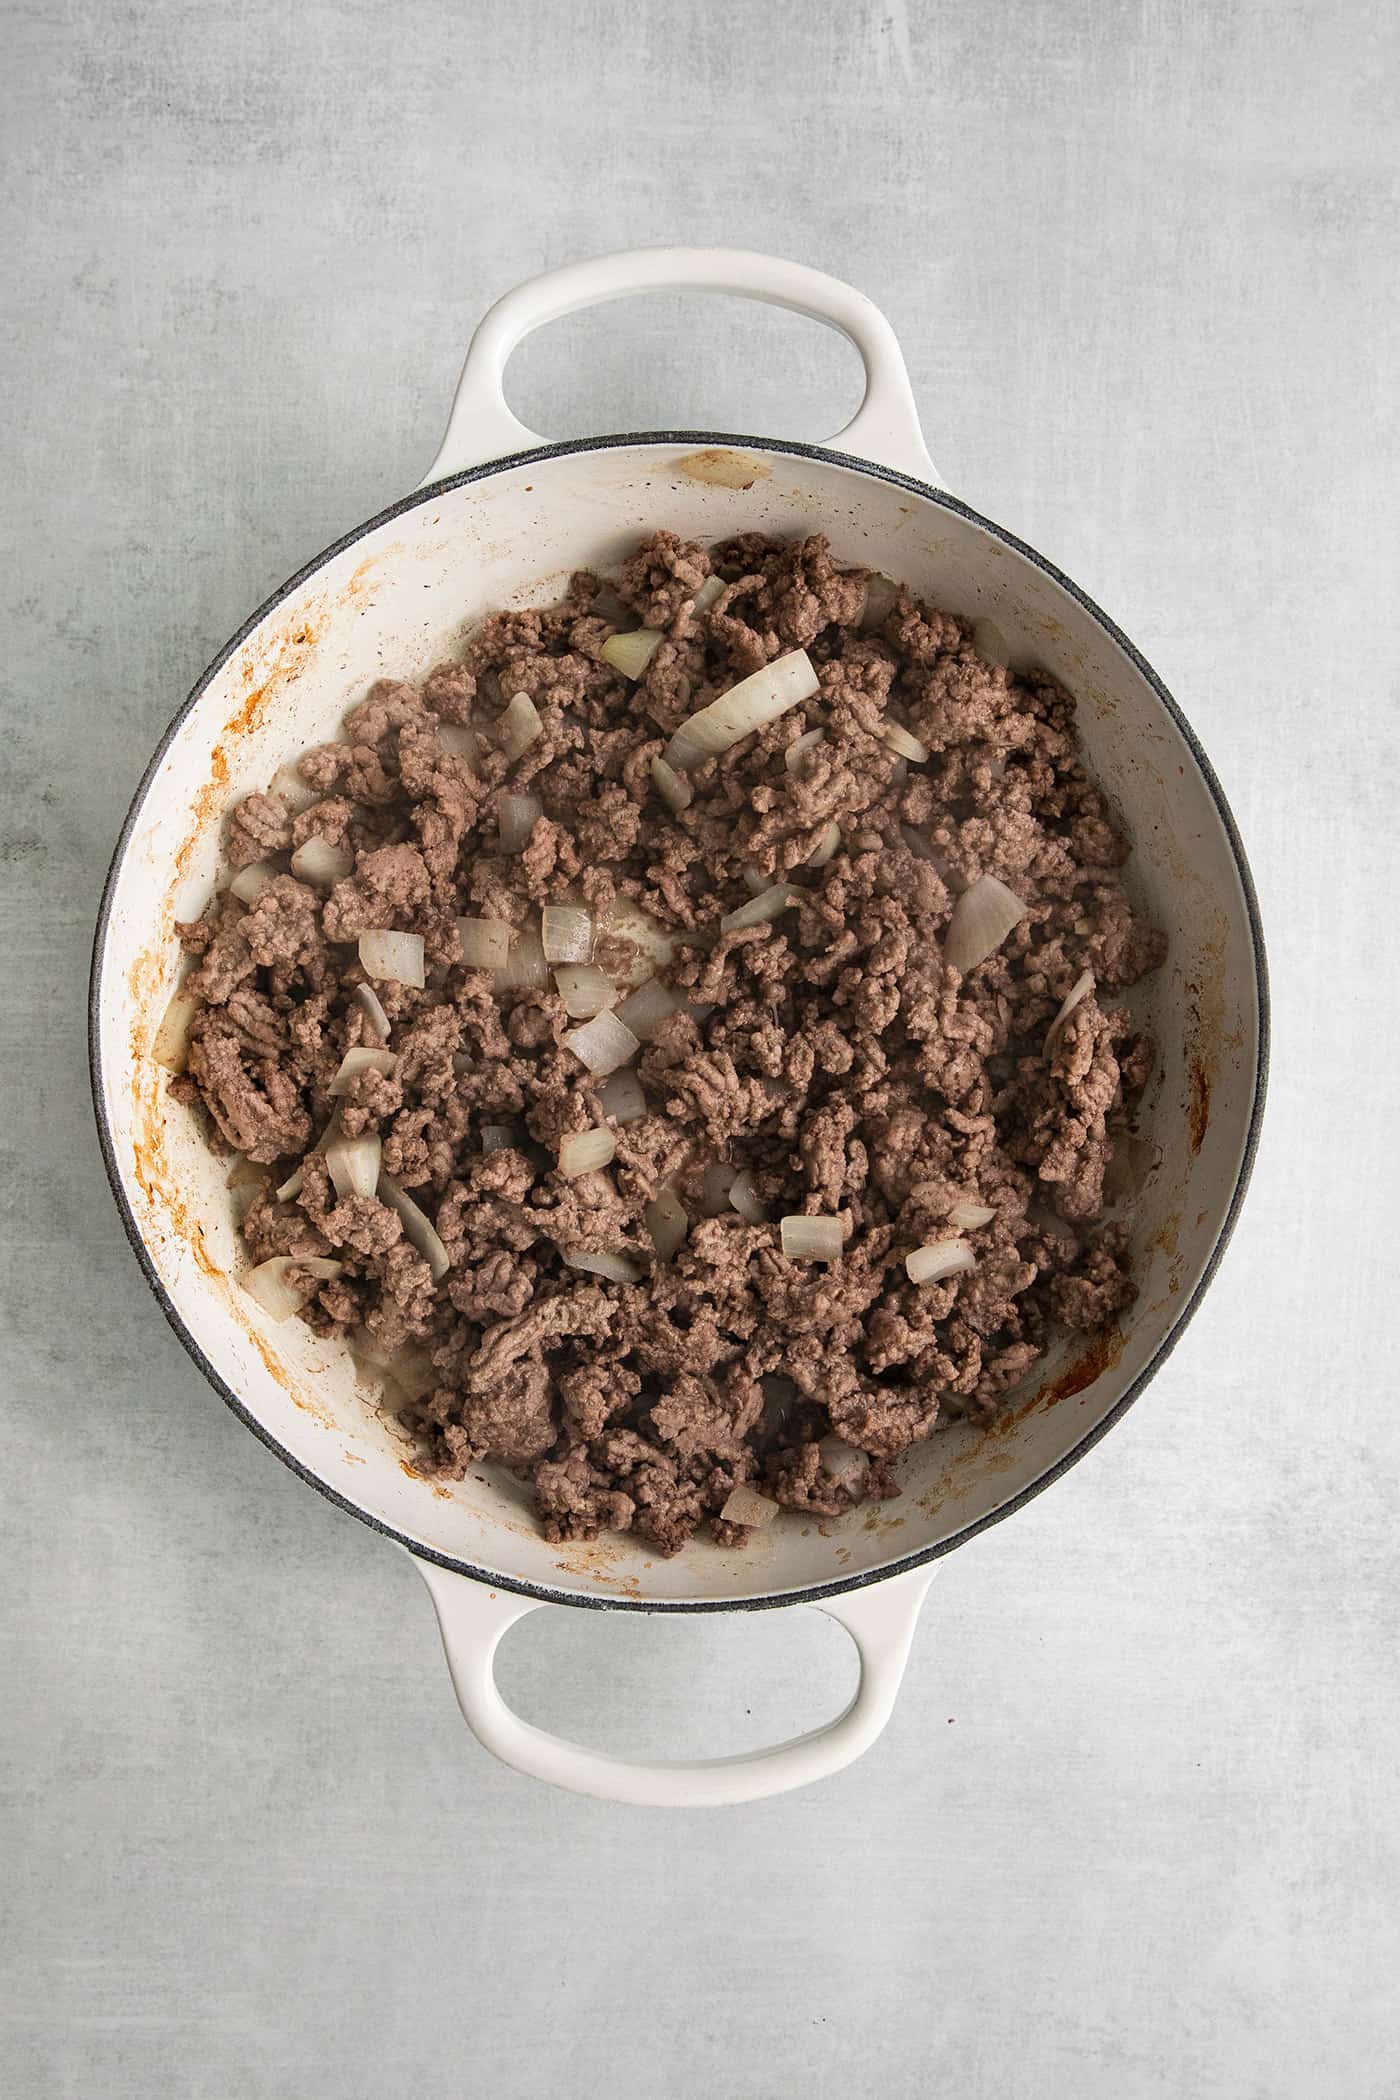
[172,533,1165,1556]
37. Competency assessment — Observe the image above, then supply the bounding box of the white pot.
[91,249,1268,1806]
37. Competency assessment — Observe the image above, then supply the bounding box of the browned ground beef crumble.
[171,531,1165,1557]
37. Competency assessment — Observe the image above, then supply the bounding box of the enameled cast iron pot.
[91,249,1268,1805]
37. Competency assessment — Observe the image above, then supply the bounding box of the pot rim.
[89,429,1271,1614]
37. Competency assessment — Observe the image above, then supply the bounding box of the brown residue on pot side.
[1188,1055,1212,1155]
[676,447,772,489]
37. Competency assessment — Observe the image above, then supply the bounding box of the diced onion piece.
[326,1129,381,1200]
[353,983,391,1044]
[720,1484,779,1528]
[153,989,198,1073]
[858,572,900,633]
[601,628,665,680]
[377,1172,450,1283]
[780,1215,846,1262]
[270,763,319,814]
[785,726,825,774]
[720,884,798,934]
[458,915,513,971]
[562,1248,642,1283]
[563,1009,641,1076]
[481,1123,523,1154]
[616,977,682,1041]
[596,1068,647,1124]
[496,790,542,854]
[244,1255,343,1321]
[644,1187,688,1261]
[818,1435,869,1492]
[906,1239,976,1286]
[436,721,479,762]
[498,691,543,760]
[972,617,1011,669]
[329,1046,398,1096]
[651,754,693,813]
[359,929,425,988]
[728,1171,768,1225]
[290,837,353,889]
[701,1162,737,1214]
[541,905,594,964]
[948,1201,996,1231]
[690,574,725,613]
[741,864,769,896]
[664,649,820,772]
[494,923,549,994]
[602,895,679,987]
[277,1112,339,1199]
[944,874,1028,975]
[229,860,277,904]
[1045,969,1095,1053]
[553,963,617,1019]
[558,1126,617,1179]
[883,720,930,763]
[806,820,841,868]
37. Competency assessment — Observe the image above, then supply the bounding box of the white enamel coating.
[428,246,940,485]
[93,248,1263,1806]
[417,1553,936,1807]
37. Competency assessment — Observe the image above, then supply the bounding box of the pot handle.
[411,1551,936,1807]
[421,246,940,487]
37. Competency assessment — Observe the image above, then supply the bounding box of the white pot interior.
[94,439,1263,1607]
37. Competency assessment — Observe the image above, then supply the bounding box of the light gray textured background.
[3,1,1397,2094]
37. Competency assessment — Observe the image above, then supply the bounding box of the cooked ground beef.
[170,531,1164,1556]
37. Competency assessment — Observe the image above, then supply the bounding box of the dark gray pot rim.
[89,430,1270,1614]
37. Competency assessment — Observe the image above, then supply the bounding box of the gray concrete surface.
[3,1,1397,2094]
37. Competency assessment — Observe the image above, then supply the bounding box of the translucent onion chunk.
[943,875,1027,975]
[458,915,513,971]
[326,1129,381,1200]
[664,649,819,772]
[595,1068,647,1124]
[229,860,277,904]
[377,1172,450,1282]
[720,1484,778,1528]
[329,1046,398,1096]
[780,1215,846,1262]
[644,1187,688,1260]
[244,1255,343,1321]
[720,884,798,934]
[689,574,725,614]
[602,895,679,987]
[496,790,543,854]
[651,754,693,813]
[558,1126,617,1179]
[906,1239,976,1285]
[153,989,198,1073]
[563,1248,642,1283]
[498,691,543,760]
[883,720,930,763]
[948,1200,996,1231]
[817,1435,869,1492]
[290,836,353,889]
[358,929,425,989]
[806,820,841,868]
[562,1009,641,1076]
[616,977,682,1041]
[541,905,594,964]
[728,1171,768,1224]
[553,963,618,1019]
[1045,969,1095,1053]
[353,983,391,1043]
[493,923,549,993]
[601,628,665,680]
